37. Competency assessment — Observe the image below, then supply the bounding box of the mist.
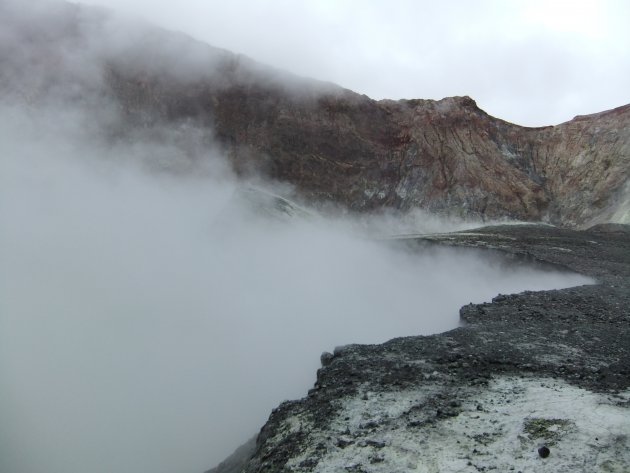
[0,103,594,473]
[0,3,596,473]
[78,0,630,127]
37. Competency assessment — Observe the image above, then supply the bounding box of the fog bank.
[0,6,596,471]
[0,105,595,473]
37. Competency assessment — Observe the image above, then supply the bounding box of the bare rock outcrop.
[106,62,630,226]
[2,2,628,227]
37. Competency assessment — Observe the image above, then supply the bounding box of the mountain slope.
[2,1,628,226]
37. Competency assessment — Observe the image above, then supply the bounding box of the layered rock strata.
[106,62,630,226]
[2,2,629,226]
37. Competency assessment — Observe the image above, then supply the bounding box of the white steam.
[0,105,594,473]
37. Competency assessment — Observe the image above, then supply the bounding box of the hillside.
[2,1,629,226]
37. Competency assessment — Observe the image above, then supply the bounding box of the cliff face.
[109,76,630,226]
[2,1,629,226]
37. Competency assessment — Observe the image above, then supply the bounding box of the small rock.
[365,439,386,449]
[320,352,334,367]
[299,458,319,468]
[538,445,550,458]
[337,438,353,449]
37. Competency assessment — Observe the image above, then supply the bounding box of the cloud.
[77,0,630,126]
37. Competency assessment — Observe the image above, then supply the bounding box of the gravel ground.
[209,224,630,473]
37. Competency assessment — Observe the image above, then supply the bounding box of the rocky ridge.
[106,62,630,227]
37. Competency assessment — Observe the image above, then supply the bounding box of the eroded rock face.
[2,2,629,227]
[108,68,630,226]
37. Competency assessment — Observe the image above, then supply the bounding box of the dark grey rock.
[213,224,630,473]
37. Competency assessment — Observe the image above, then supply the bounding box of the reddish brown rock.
[107,62,629,227]
[2,2,628,227]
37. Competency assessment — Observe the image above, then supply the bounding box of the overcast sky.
[77,0,630,127]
